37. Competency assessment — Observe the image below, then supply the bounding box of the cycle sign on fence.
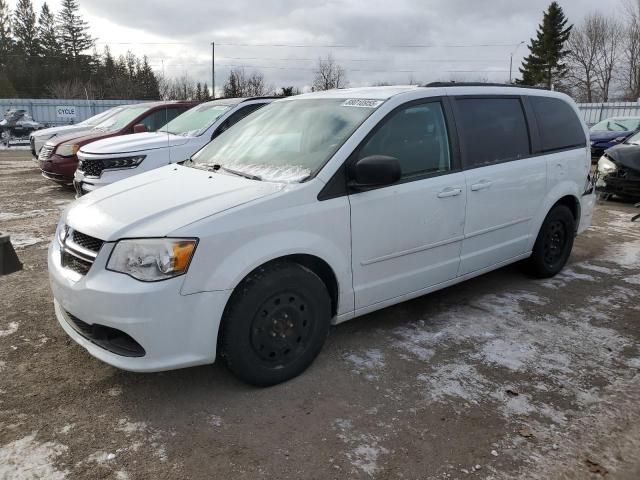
[56,106,77,119]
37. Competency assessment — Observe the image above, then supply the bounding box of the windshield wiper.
[215,164,262,181]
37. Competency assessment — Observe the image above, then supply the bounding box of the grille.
[72,230,103,253]
[79,159,104,178]
[39,144,54,161]
[61,251,92,275]
[64,311,146,357]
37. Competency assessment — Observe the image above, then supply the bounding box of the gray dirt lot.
[1,149,639,480]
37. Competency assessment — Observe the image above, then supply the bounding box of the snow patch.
[0,433,68,480]
[208,415,223,427]
[84,451,116,464]
[0,322,19,337]
[108,387,122,397]
[8,233,50,249]
[623,273,640,285]
[334,419,389,476]
[344,349,385,380]
[58,424,74,435]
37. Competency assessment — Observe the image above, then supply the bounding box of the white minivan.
[48,85,595,386]
[30,107,120,158]
[73,98,272,196]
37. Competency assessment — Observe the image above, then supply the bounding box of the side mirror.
[133,123,147,133]
[349,155,401,189]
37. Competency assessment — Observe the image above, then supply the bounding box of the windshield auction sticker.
[342,99,384,108]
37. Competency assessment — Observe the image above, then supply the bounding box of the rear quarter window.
[530,96,586,152]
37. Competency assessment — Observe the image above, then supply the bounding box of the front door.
[349,100,466,310]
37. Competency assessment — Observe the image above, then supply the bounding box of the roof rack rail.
[423,82,548,90]
[240,96,282,102]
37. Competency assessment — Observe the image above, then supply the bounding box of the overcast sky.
[8,0,625,93]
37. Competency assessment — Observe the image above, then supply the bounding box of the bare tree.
[621,0,640,100]
[312,54,347,91]
[158,74,197,100]
[223,68,270,97]
[594,16,623,101]
[567,13,603,102]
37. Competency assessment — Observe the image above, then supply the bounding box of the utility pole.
[509,41,525,84]
[211,42,215,99]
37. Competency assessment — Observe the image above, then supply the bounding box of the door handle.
[470,180,492,191]
[437,187,462,198]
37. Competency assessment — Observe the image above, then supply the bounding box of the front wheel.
[526,205,575,278]
[220,262,331,387]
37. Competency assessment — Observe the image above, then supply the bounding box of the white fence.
[577,102,640,125]
[0,98,150,126]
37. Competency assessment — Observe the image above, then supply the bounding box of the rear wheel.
[526,205,575,278]
[220,262,331,387]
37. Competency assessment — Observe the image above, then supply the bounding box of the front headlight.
[597,156,617,175]
[103,155,146,170]
[107,238,198,282]
[56,143,80,157]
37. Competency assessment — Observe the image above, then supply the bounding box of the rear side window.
[455,98,530,167]
[530,96,586,152]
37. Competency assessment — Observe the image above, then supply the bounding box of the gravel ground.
[1,149,639,480]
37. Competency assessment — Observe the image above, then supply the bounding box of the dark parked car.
[590,116,640,160]
[597,131,640,200]
[39,101,197,185]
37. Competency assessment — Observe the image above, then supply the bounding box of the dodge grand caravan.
[30,107,119,158]
[73,97,272,196]
[49,85,595,386]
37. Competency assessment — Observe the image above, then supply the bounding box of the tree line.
[0,0,163,99]
[518,0,640,102]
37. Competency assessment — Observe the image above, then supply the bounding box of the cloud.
[10,0,624,91]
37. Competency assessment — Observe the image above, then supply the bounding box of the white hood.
[31,124,91,139]
[65,164,284,240]
[80,132,190,155]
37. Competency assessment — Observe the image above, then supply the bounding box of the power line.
[216,42,518,48]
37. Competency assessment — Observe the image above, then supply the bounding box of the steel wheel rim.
[543,220,567,267]
[250,291,313,364]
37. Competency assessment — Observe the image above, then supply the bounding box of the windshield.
[80,107,121,127]
[159,104,230,137]
[626,130,640,144]
[190,99,380,182]
[590,118,640,132]
[93,106,150,132]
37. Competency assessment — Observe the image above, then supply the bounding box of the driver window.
[357,102,451,179]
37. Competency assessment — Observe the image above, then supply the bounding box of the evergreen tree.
[202,82,211,100]
[37,2,61,89]
[0,0,13,69]
[195,82,202,100]
[518,2,572,89]
[13,0,38,58]
[57,0,93,62]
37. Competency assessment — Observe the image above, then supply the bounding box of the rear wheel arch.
[552,195,580,232]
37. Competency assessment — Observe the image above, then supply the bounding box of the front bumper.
[48,238,231,372]
[40,153,78,185]
[597,174,640,199]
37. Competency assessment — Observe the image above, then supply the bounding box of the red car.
[39,101,197,185]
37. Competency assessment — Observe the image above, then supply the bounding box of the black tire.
[220,262,331,387]
[526,205,575,278]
